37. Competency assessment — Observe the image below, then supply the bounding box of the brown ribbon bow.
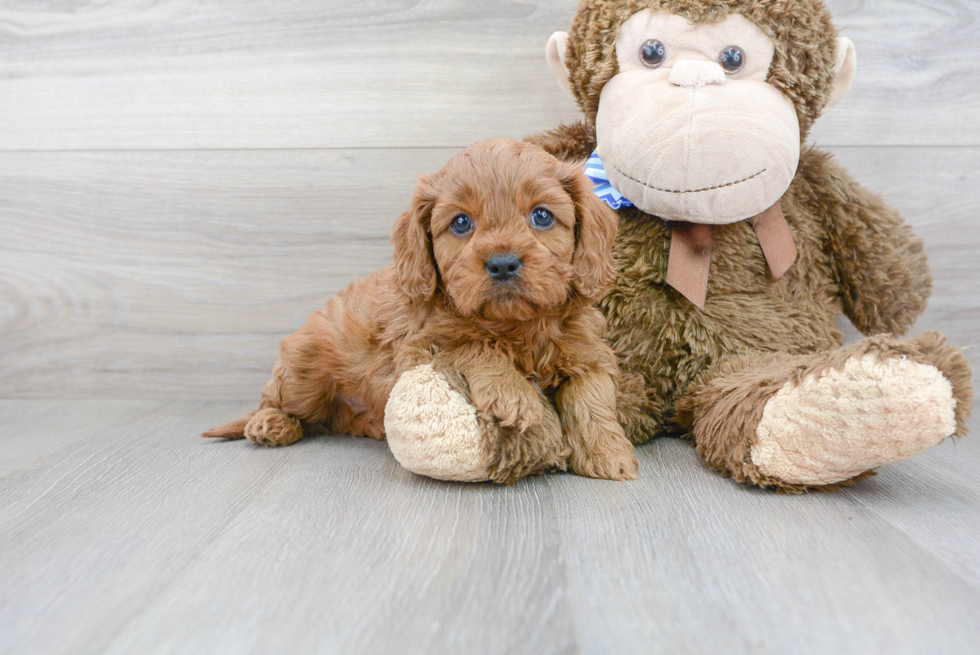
[664,202,797,309]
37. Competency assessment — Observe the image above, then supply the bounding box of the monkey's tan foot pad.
[385,364,493,482]
[245,408,304,448]
[750,352,958,486]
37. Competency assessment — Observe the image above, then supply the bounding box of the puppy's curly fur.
[204,138,638,482]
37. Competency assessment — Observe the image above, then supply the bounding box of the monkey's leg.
[677,331,972,491]
[615,369,670,445]
[384,364,569,484]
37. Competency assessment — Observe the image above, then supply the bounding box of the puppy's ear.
[559,162,619,300]
[392,178,438,301]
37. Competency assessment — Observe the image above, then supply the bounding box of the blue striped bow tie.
[581,150,796,311]
[584,151,634,210]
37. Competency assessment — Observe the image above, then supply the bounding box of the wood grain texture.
[1,400,978,654]
[2,146,977,399]
[0,148,451,399]
[0,0,978,150]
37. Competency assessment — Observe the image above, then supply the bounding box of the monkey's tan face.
[594,11,800,224]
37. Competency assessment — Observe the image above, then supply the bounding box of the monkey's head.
[546,0,856,225]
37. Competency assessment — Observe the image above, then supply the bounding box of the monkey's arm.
[801,149,932,337]
[523,122,597,164]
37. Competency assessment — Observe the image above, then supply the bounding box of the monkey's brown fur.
[527,0,973,490]
[205,139,638,483]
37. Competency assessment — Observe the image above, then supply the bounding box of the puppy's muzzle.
[484,253,523,283]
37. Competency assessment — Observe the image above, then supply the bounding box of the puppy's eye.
[450,213,473,236]
[530,207,555,229]
[719,46,745,73]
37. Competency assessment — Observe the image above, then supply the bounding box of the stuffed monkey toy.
[385,0,973,491]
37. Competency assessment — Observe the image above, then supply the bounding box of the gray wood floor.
[2,401,979,654]
[2,1,980,653]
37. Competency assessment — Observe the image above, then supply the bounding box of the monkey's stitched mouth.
[613,165,767,195]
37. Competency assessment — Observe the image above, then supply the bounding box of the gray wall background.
[2,0,977,400]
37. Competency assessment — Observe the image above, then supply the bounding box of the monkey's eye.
[719,46,745,73]
[450,213,474,236]
[640,39,667,68]
[530,207,555,229]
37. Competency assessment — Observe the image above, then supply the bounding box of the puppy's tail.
[202,410,258,440]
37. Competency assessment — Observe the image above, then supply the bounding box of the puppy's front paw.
[570,431,639,481]
[480,383,544,432]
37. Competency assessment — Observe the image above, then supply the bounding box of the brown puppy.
[204,138,638,482]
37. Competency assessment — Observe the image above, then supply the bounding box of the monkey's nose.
[668,60,726,88]
[485,253,523,282]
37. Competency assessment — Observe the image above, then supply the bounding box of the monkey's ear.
[558,162,619,300]
[392,179,438,302]
[547,31,575,99]
[825,37,857,112]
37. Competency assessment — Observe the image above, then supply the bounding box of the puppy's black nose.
[485,253,523,282]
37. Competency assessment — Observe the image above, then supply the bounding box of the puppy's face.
[429,151,578,321]
[392,139,618,322]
